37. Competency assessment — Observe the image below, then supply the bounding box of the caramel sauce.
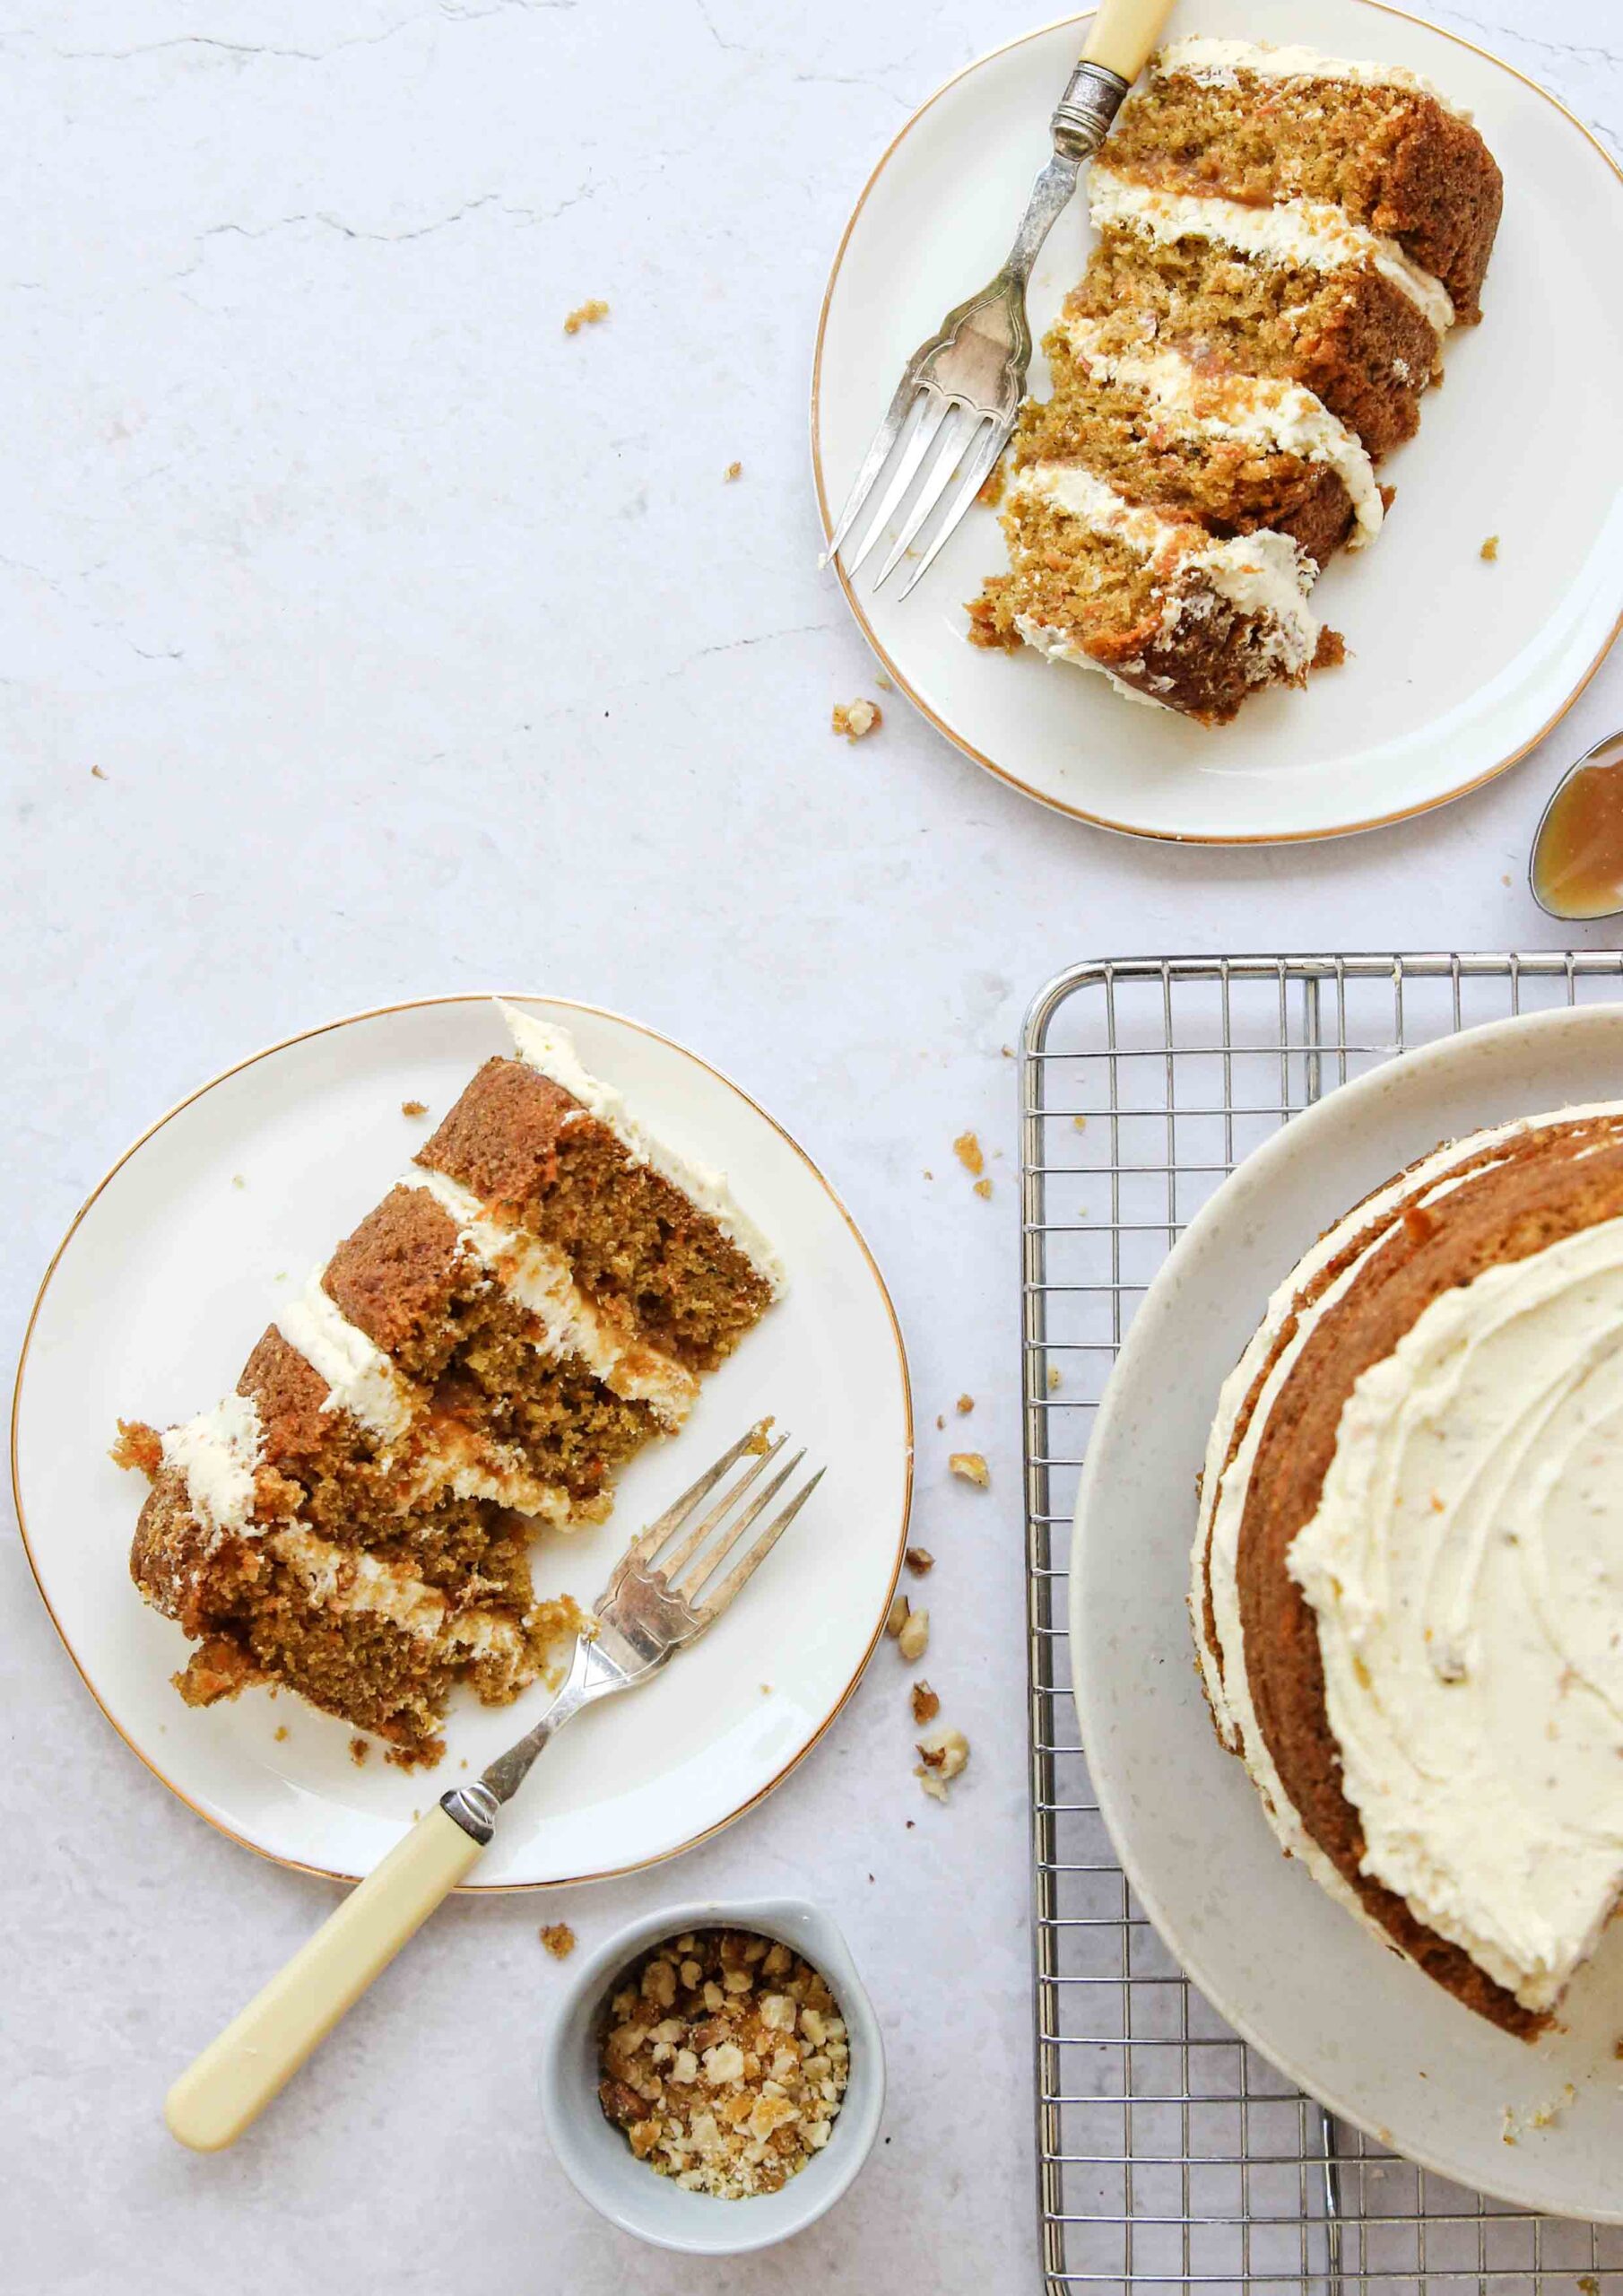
[1532,736,1623,919]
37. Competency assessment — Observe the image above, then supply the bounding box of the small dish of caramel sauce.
[1531,733,1623,921]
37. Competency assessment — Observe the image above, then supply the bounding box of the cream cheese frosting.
[160,1391,263,1542]
[271,1524,531,1664]
[1057,319,1384,546]
[499,1002,786,1295]
[1089,167,1455,338]
[274,1268,415,1445]
[1154,33,1470,120]
[1289,1213,1623,2010]
[1196,1103,1623,2006]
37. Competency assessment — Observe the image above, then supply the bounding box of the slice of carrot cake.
[970,35,1500,723]
[117,1004,783,1766]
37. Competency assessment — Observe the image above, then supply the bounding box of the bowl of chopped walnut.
[540,1897,885,2253]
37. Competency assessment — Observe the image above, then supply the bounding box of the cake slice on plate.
[117,1004,783,1767]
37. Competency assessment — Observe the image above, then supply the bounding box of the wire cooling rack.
[1019,952,1623,2296]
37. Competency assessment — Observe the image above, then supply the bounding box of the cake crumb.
[976,457,1006,509]
[725,460,742,482]
[1480,534,1499,562]
[1047,1366,1063,1393]
[950,1451,989,1488]
[973,1176,993,1200]
[956,1394,974,1415]
[91,763,108,780]
[746,1416,775,1456]
[111,1419,163,1479]
[898,1607,929,1663]
[832,698,881,741]
[759,1683,772,1695]
[401,1099,428,1118]
[1072,1116,1087,1134]
[1312,626,1347,671]
[1503,2084,1575,2144]
[915,1726,969,1802]
[935,1413,944,1430]
[540,1922,577,1960]
[911,1681,941,1726]
[904,1545,934,1577]
[349,1735,369,1767]
[953,1130,985,1177]
[563,297,609,335]
[273,1724,289,1743]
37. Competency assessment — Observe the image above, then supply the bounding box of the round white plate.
[13,996,913,1890]
[1072,1002,1623,2218]
[812,2,1623,843]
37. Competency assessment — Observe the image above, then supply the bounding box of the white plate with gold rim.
[812,0,1623,844]
[12,996,913,1890]
[1072,1003,1623,2218]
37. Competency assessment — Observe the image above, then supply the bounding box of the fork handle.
[163,1805,483,2152]
[1081,0,1177,83]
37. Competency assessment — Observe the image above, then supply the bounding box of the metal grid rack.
[1019,953,1623,2296]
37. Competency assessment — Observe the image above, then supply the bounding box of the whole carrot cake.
[117,1004,783,1766]
[970,36,1503,724]
[1193,1105,1623,2034]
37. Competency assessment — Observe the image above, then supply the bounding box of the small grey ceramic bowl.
[540,1896,885,2256]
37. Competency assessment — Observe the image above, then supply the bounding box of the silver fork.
[823,0,1176,599]
[164,1423,822,2152]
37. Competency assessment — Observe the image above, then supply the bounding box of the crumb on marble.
[1480,534,1499,562]
[955,1394,974,1415]
[1047,1365,1063,1393]
[540,1922,577,1960]
[911,1681,940,1726]
[563,297,609,335]
[950,1451,989,1488]
[832,698,881,742]
[915,1726,969,1803]
[725,460,742,482]
[953,1130,985,1177]
[91,763,107,780]
[973,1176,992,1199]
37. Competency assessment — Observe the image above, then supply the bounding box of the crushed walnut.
[911,1681,940,1726]
[540,1922,577,1960]
[898,1607,929,1663]
[563,297,610,335]
[915,1725,969,1803]
[725,460,742,482]
[884,1592,910,1638]
[832,698,881,742]
[597,1928,849,2197]
[950,1451,989,1488]
[904,1545,934,1577]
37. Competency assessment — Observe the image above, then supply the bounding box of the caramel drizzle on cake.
[970,37,1502,725]
[120,1005,782,1767]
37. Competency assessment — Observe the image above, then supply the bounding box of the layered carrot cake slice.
[1193,1105,1623,2035]
[117,1004,783,1766]
[971,36,1501,723]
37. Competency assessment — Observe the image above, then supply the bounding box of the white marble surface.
[2,3,1619,2289]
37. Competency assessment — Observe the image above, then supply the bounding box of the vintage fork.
[823,0,1176,598]
[165,1424,823,2152]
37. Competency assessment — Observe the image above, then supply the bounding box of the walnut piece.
[832,698,881,741]
[898,1607,929,1663]
[911,1681,941,1726]
[884,1592,909,1637]
[904,1545,933,1577]
[915,1726,970,1802]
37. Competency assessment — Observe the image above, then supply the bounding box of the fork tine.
[824,367,927,565]
[872,410,988,592]
[652,1434,788,1583]
[844,392,955,578]
[897,416,1008,599]
[694,1465,825,1625]
[621,1423,768,1569]
[672,1446,803,1605]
